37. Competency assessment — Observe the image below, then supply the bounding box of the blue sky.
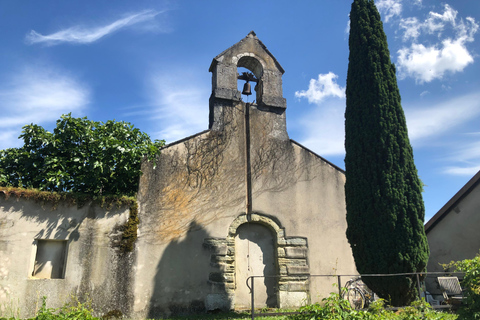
[0,1,478,222]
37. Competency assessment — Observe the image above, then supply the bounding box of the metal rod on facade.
[245,102,252,215]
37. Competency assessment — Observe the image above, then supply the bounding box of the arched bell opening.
[237,67,257,103]
[237,56,264,104]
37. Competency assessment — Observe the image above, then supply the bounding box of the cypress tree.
[344,0,429,306]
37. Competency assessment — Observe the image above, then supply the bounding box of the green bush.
[289,294,457,320]
[26,296,100,320]
[444,253,480,319]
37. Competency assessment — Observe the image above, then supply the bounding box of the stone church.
[0,32,356,319]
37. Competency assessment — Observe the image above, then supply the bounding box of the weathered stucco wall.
[0,196,133,318]
[426,183,480,294]
[1,31,357,319]
[135,99,356,317]
[133,31,356,318]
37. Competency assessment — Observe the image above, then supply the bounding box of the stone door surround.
[203,213,310,309]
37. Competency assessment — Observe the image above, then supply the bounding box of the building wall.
[135,101,357,318]
[426,184,480,294]
[0,196,132,318]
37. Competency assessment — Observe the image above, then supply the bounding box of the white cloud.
[400,17,421,41]
[405,91,480,177]
[376,0,402,22]
[26,10,164,46]
[295,72,345,105]
[147,71,209,143]
[396,4,478,82]
[441,132,480,176]
[295,72,346,156]
[405,92,480,143]
[443,166,480,176]
[425,4,457,34]
[299,99,346,156]
[0,66,90,149]
[345,20,351,36]
[397,39,474,82]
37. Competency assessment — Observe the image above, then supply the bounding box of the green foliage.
[0,114,164,196]
[293,292,361,320]
[289,295,456,320]
[344,0,429,306]
[0,295,458,320]
[443,253,480,319]
[0,186,135,210]
[26,296,99,320]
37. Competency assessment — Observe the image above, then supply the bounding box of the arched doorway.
[234,223,277,309]
[203,213,310,311]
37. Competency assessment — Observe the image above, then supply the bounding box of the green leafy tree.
[344,0,429,306]
[0,114,163,196]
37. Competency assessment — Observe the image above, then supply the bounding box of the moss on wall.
[120,201,139,254]
[0,186,139,253]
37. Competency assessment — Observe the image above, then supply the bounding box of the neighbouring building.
[0,32,357,319]
[425,170,480,298]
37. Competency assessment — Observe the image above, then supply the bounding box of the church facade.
[134,31,357,317]
[0,32,356,319]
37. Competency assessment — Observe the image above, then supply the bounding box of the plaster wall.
[426,185,480,294]
[0,197,132,318]
[248,103,357,301]
[135,100,356,317]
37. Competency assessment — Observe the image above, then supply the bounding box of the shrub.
[26,296,100,320]
[444,253,480,319]
[289,294,457,320]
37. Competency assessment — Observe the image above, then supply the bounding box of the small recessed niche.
[32,239,67,279]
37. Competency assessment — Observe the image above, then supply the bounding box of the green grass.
[164,310,289,319]
[0,296,459,320]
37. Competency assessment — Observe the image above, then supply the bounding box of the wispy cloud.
[26,10,164,46]
[405,92,480,143]
[443,166,480,176]
[146,70,209,143]
[442,138,480,176]
[402,92,480,176]
[0,66,89,149]
[295,72,345,105]
[295,75,480,158]
[298,99,346,156]
[396,4,478,82]
[295,72,346,156]
[376,0,403,22]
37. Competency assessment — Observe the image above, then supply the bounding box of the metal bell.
[242,82,252,96]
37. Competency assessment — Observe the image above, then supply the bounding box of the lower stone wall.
[0,197,132,318]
